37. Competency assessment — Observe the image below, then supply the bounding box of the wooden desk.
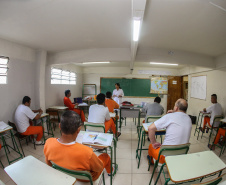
[40,113,54,143]
[136,122,165,168]
[4,155,76,185]
[77,131,117,185]
[0,123,23,165]
[165,151,226,183]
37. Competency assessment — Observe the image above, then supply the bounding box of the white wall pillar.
[35,50,47,111]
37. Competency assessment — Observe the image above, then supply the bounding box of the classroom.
[1,0,226,184]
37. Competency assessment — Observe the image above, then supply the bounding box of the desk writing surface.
[220,118,226,123]
[109,113,116,117]
[4,155,76,185]
[48,106,68,110]
[165,151,226,183]
[41,113,49,118]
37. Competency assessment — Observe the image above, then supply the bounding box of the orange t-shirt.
[44,138,104,181]
[105,98,119,113]
[64,97,75,110]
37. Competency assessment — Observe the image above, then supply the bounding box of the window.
[0,56,9,84]
[51,68,76,85]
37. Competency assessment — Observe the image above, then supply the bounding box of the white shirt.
[154,112,192,145]
[88,104,110,123]
[112,89,124,104]
[206,103,223,126]
[14,104,37,133]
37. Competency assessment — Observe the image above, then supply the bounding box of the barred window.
[51,68,76,85]
[0,57,9,84]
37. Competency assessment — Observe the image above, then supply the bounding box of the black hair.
[65,90,71,97]
[60,110,81,135]
[154,97,161,103]
[115,83,121,89]
[176,99,188,112]
[97,93,105,104]
[106,91,112,99]
[211,94,217,99]
[22,96,31,104]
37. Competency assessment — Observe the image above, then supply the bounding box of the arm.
[64,97,75,109]
[148,123,162,149]
[118,89,124,97]
[34,112,42,120]
[114,101,119,109]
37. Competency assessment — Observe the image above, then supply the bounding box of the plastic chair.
[84,122,105,133]
[51,161,105,185]
[148,143,190,185]
[8,121,36,157]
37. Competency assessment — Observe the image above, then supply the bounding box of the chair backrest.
[147,116,162,123]
[84,122,105,133]
[159,143,190,157]
[120,108,140,118]
[213,115,224,128]
[51,161,93,184]
[8,121,18,132]
[192,173,226,185]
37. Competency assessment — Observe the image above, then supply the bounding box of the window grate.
[0,56,9,84]
[51,68,77,85]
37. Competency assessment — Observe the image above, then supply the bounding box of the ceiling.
[0,0,226,68]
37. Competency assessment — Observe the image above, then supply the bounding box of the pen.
[94,134,98,140]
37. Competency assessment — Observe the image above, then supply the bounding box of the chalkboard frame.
[100,77,161,98]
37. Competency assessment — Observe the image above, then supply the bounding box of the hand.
[112,95,116,97]
[38,108,43,113]
[75,103,79,106]
[152,142,162,149]
[118,95,122,97]
[203,108,206,112]
[167,110,174,113]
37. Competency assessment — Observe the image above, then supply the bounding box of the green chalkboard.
[100,78,158,97]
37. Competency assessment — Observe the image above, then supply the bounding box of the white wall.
[83,66,180,113]
[0,38,37,123]
[180,66,226,117]
[45,64,83,109]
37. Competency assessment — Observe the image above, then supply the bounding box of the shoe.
[35,140,44,145]
[147,137,150,141]
[117,132,121,137]
[199,127,205,133]
[108,166,118,176]
[208,144,215,150]
[147,155,154,165]
[206,128,209,133]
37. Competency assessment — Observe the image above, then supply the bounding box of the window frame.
[0,56,9,85]
[51,67,77,85]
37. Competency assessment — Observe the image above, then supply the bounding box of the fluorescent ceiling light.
[82,61,110,64]
[150,62,178,66]
[133,20,141,41]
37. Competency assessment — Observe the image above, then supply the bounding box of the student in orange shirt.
[44,110,112,181]
[63,90,86,123]
[105,91,119,113]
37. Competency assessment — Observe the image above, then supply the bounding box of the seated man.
[88,93,121,137]
[63,89,85,123]
[14,96,44,145]
[208,128,226,150]
[200,94,223,132]
[143,96,164,122]
[148,99,192,164]
[44,110,112,181]
[105,91,119,113]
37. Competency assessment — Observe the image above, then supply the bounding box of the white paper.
[0,121,9,130]
[78,103,88,106]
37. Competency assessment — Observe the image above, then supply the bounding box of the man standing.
[143,96,164,122]
[200,94,223,132]
[14,96,44,145]
[148,99,192,164]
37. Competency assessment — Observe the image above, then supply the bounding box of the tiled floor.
[1,119,226,185]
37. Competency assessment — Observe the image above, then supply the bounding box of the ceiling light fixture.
[150,62,178,66]
[82,61,110,64]
[133,20,141,41]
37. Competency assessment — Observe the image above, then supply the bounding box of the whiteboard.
[191,76,207,100]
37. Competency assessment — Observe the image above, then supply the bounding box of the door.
[167,76,183,111]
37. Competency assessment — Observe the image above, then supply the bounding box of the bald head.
[175,99,188,113]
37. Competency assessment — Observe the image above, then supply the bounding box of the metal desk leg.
[136,126,143,158]
[137,130,145,168]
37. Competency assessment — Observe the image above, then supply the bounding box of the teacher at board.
[112,83,124,105]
